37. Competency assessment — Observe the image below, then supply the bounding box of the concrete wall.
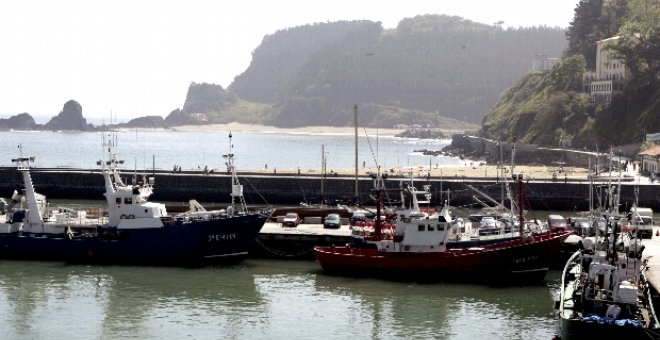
[450,134,639,168]
[1,167,659,211]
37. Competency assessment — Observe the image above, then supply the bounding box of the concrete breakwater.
[448,134,642,167]
[1,167,658,211]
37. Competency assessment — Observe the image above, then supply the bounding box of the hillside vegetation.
[226,16,565,128]
[480,0,660,148]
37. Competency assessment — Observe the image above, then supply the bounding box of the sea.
[0,130,461,171]
[0,131,563,339]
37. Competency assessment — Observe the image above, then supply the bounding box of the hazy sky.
[1,0,580,123]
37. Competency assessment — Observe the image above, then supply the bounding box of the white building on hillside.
[582,36,628,104]
[532,54,560,72]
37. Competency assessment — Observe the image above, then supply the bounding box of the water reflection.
[310,266,560,339]
[0,259,560,339]
[0,261,262,340]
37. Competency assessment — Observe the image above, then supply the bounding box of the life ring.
[128,214,135,219]
[120,214,127,219]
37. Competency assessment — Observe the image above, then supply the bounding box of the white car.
[282,212,301,227]
[479,216,499,235]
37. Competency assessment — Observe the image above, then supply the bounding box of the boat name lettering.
[208,233,237,242]
[512,255,539,264]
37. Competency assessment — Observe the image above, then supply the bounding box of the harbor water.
[1,131,562,339]
[0,259,561,340]
[0,131,460,170]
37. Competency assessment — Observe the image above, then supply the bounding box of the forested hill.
[479,0,660,149]
[227,15,566,127]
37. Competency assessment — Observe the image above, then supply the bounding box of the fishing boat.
[555,207,660,338]
[314,173,570,284]
[0,133,270,265]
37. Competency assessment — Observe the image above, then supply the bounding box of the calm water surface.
[0,259,561,340]
[0,131,459,170]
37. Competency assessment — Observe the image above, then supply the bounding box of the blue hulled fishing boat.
[0,133,270,265]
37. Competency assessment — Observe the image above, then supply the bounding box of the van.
[629,207,653,225]
[627,207,654,239]
[547,215,569,232]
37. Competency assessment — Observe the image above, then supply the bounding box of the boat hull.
[315,231,569,284]
[559,316,655,339]
[0,213,268,266]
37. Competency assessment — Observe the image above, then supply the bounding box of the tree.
[611,21,660,90]
[566,0,604,68]
[566,0,628,69]
[548,55,587,92]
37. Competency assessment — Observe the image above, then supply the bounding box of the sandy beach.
[127,123,628,181]
[165,122,407,137]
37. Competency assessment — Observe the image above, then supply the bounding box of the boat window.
[125,197,133,204]
[427,224,435,231]
[418,224,425,231]
[115,198,121,204]
[438,224,445,231]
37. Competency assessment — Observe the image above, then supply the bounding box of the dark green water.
[0,259,561,340]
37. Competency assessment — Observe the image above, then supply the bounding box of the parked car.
[478,216,499,236]
[350,213,367,226]
[323,213,341,229]
[282,212,301,227]
[571,218,595,236]
[547,214,569,232]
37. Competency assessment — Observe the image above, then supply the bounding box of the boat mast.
[499,141,504,207]
[224,132,246,215]
[354,104,359,200]
[589,157,594,223]
[514,173,525,240]
[321,144,326,202]
[510,137,517,215]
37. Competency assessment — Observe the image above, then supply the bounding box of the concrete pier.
[251,222,351,259]
[0,166,658,211]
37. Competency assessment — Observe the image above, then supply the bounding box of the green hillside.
[480,0,660,148]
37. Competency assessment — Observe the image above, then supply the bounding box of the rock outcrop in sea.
[44,100,95,131]
[0,113,36,130]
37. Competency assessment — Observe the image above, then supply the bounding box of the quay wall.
[1,167,659,211]
[450,134,641,167]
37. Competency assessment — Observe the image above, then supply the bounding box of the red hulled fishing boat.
[314,173,570,284]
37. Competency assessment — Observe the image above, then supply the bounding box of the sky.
[0,0,581,124]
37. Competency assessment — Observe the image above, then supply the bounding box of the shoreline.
[125,123,409,137]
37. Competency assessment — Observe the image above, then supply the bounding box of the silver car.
[323,213,341,229]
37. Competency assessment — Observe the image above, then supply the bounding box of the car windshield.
[285,213,298,218]
[326,214,339,220]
